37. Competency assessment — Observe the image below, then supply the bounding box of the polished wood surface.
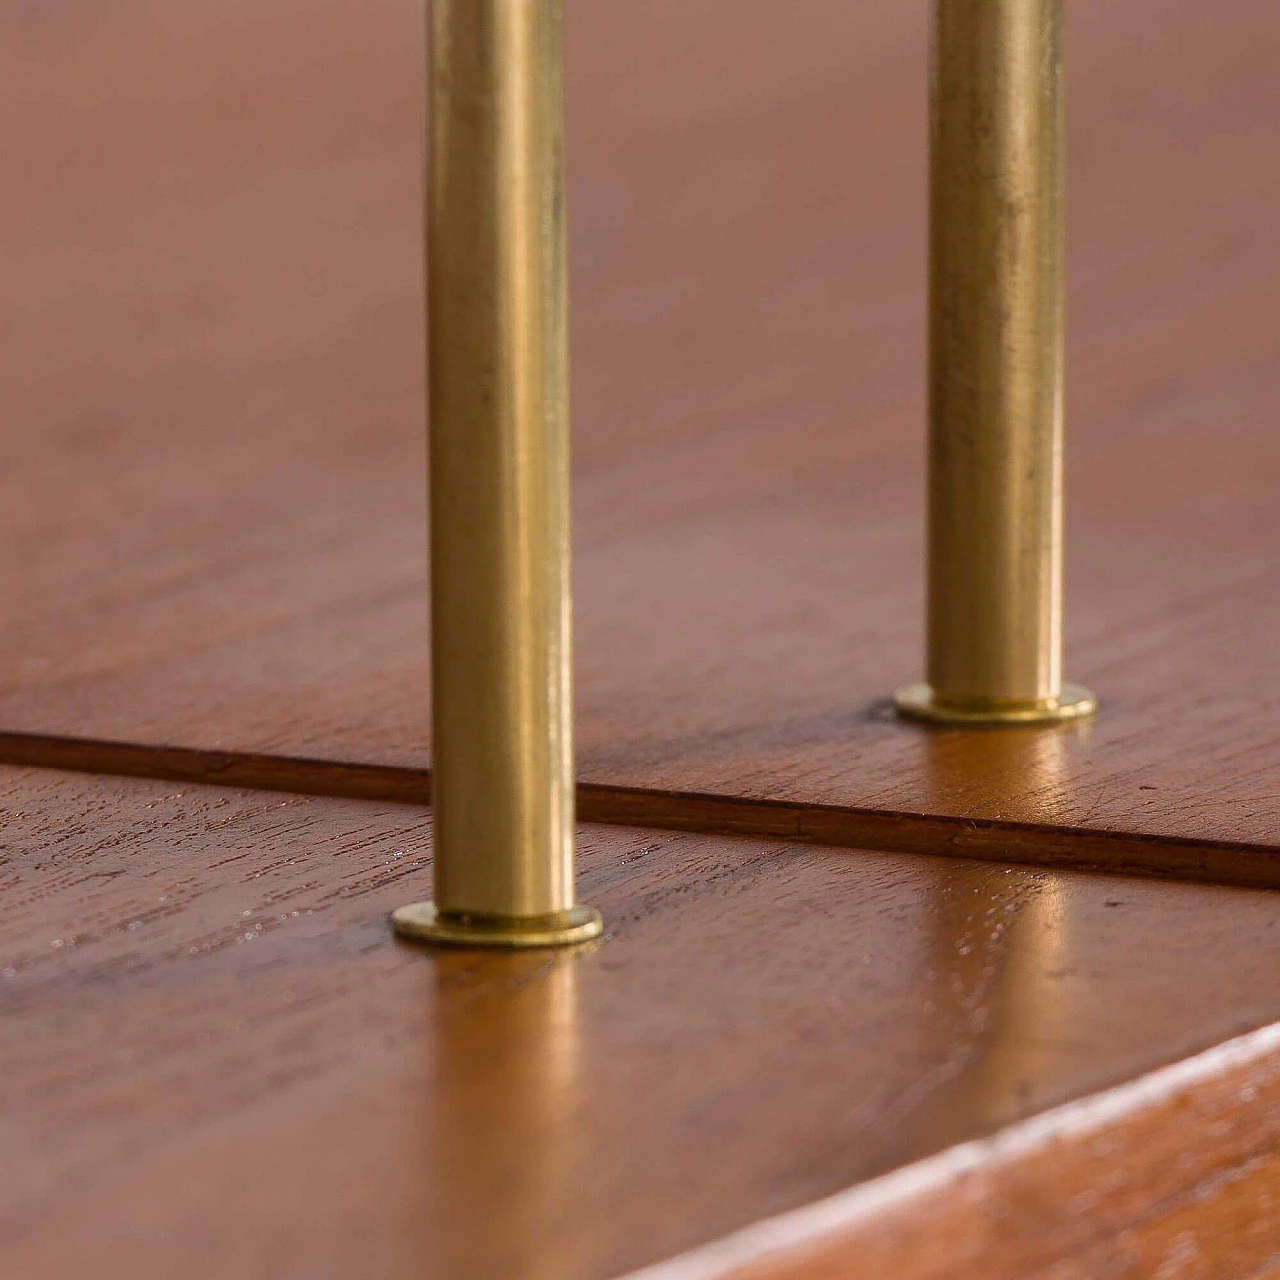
[7,3,1280,1274]
[639,1027,1280,1280]
[4,767,1280,1278]
[2,0,1279,858]
[6,731,1280,895]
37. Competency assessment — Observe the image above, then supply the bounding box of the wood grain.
[2,0,1279,852]
[4,729,1280,892]
[5,767,1280,1278]
[630,1025,1280,1280]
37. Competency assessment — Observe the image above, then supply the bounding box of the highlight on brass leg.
[899,0,1097,728]
[395,0,601,946]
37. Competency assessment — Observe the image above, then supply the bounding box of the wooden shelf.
[2,0,1278,859]
[4,766,1280,1278]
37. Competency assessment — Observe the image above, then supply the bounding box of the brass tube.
[393,0,602,947]
[897,0,1095,725]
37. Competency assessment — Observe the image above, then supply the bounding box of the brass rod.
[393,0,601,947]
[897,0,1095,726]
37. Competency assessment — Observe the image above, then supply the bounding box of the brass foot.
[391,902,604,949]
[894,682,1098,726]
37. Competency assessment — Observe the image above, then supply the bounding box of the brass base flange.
[894,682,1098,726]
[391,902,604,949]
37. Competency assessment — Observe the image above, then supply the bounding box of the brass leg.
[896,0,1096,727]
[393,0,602,948]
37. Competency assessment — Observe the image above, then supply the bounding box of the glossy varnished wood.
[638,1027,1280,1279]
[2,0,1278,856]
[6,730,1280,894]
[4,768,1280,1277]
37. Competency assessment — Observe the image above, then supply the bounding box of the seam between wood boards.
[0,729,1276,890]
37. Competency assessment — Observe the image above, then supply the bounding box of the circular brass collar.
[894,683,1098,726]
[391,902,604,949]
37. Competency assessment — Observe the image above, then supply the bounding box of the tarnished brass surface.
[898,0,1095,725]
[395,0,599,945]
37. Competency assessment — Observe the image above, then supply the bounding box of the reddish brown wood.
[4,768,1280,1278]
[5,7,1280,1271]
[631,1027,1280,1280]
[2,0,1279,856]
[3,729,1280,892]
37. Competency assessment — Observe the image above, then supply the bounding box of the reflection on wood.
[920,722,1078,826]
[913,872,1073,1145]
[430,951,587,1279]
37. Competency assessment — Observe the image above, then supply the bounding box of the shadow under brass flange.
[894,682,1098,726]
[391,902,604,949]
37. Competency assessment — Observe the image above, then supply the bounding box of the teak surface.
[3,2,1279,841]
[5,767,1280,1279]
[638,1025,1280,1280]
